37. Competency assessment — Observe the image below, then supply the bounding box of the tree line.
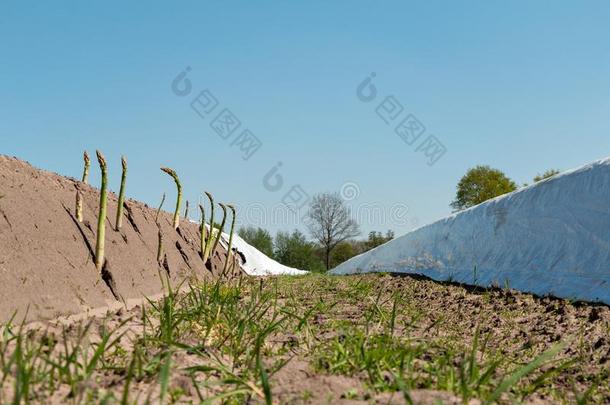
[451,166,560,211]
[238,225,394,272]
[239,166,560,272]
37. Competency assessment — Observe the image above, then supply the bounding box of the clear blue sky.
[1,1,609,237]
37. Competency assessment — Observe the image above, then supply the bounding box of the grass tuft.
[0,274,606,403]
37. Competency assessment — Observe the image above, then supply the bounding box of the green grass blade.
[484,342,565,405]
[256,341,272,405]
[158,351,172,404]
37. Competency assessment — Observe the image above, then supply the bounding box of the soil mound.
[0,155,240,323]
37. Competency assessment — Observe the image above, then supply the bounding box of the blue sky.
[1,1,609,236]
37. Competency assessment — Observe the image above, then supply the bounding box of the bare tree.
[306,192,360,270]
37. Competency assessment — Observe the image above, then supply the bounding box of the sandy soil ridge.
[0,155,240,323]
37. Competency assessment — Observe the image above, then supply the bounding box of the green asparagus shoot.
[115,156,127,230]
[155,193,166,224]
[82,151,90,184]
[160,167,182,230]
[95,150,108,271]
[222,204,237,275]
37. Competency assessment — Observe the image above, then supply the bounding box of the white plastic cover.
[222,232,307,276]
[331,157,610,304]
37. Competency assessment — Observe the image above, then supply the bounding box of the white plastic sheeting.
[221,232,307,276]
[331,157,610,304]
[188,222,306,276]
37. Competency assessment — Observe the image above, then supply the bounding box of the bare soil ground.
[0,155,239,323]
[1,274,608,404]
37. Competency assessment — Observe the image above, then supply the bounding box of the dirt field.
[0,155,238,323]
[1,273,608,404]
[1,156,609,403]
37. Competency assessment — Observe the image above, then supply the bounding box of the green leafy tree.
[330,242,356,268]
[274,229,324,271]
[365,230,394,250]
[533,169,560,183]
[451,166,517,211]
[238,226,274,258]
